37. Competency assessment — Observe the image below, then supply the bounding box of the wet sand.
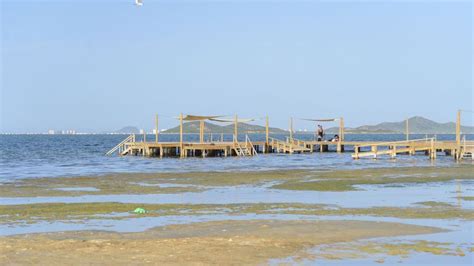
[1,165,472,264]
[1,202,473,225]
[0,220,442,265]
[1,165,472,197]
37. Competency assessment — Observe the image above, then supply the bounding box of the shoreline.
[1,165,472,198]
[0,219,445,265]
[1,165,472,264]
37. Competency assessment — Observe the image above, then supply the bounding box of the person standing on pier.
[317,125,324,141]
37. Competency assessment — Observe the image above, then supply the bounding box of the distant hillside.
[326,116,474,134]
[114,126,140,134]
[122,116,471,135]
[162,121,287,134]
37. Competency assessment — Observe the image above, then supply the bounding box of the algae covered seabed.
[0,165,473,265]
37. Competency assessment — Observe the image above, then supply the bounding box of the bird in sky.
[135,0,143,7]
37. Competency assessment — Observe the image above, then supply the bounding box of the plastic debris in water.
[133,208,147,214]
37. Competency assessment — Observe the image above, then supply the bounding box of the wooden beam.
[265,116,269,146]
[155,114,159,143]
[179,113,183,158]
[289,117,293,141]
[406,118,409,141]
[339,117,344,141]
[456,110,461,147]
[200,120,204,143]
[234,114,238,141]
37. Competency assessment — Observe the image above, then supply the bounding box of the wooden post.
[179,113,184,158]
[339,117,344,141]
[456,110,461,147]
[371,145,377,159]
[155,114,159,143]
[265,115,269,146]
[406,118,409,141]
[430,138,435,159]
[200,120,204,143]
[234,115,238,142]
[391,145,397,158]
[289,117,293,141]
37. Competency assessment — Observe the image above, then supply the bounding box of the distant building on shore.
[49,129,77,135]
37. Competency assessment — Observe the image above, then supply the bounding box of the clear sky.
[1,0,472,133]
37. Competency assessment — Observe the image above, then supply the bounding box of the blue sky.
[1,0,472,133]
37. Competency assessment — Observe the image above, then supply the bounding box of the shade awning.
[210,118,255,123]
[300,118,338,122]
[181,115,222,121]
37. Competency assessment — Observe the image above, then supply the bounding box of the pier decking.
[106,111,472,161]
[106,134,472,161]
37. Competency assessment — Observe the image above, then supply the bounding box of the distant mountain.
[325,116,474,134]
[162,121,287,134]
[146,116,472,135]
[114,126,140,134]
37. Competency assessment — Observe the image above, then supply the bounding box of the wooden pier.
[106,111,472,161]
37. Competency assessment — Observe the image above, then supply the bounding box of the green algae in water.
[315,240,470,261]
[1,166,473,197]
[1,202,473,225]
[272,166,474,192]
[460,196,474,201]
[415,201,456,208]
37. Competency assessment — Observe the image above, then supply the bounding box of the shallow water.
[2,213,472,265]
[54,187,100,192]
[1,134,471,180]
[270,217,473,266]
[1,134,473,264]
[2,180,472,209]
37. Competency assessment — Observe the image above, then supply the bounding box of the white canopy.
[210,118,255,123]
[300,118,339,122]
[181,115,222,121]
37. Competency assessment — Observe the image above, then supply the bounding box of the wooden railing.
[105,134,135,156]
[269,137,310,153]
[245,134,258,156]
[353,138,435,159]
[233,135,245,156]
[286,137,307,147]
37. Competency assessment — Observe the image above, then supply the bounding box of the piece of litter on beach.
[133,208,147,214]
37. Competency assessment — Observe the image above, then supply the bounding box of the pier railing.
[233,135,245,156]
[269,137,310,153]
[286,137,307,147]
[460,137,474,160]
[245,134,258,156]
[105,134,135,156]
[353,138,435,159]
[232,134,258,156]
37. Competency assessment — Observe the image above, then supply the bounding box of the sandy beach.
[0,220,443,265]
[0,165,473,264]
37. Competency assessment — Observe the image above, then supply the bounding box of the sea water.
[0,134,471,180]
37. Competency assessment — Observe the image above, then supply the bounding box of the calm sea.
[0,134,471,181]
